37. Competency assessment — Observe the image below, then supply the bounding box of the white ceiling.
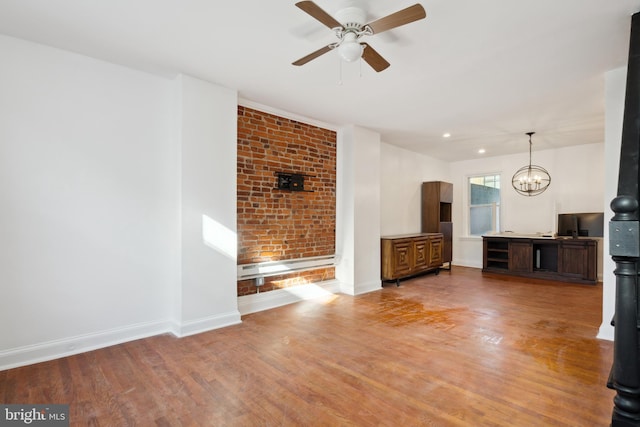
[1,0,639,161]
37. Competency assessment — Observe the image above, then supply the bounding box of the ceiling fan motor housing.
[335,7,366,30]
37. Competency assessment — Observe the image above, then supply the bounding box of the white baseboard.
[338,281,355,296]
[452,259,483,269]
[238,279,341,315]
[336,279,382,296]
[354,280,383,295]
[597,323,614,341]
[0,319,172,371]
[171,311,242,338]
[0,310,244,371]
[1,281,344,370]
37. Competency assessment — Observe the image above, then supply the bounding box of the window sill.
[459,236,483,241]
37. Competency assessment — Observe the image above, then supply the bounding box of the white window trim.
[465,172,503,238]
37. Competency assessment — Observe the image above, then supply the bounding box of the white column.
[173,74,241,336]
[336,125,382,295]
[599,66,626,341]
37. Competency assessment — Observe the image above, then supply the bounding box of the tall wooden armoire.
[421,181,452,269]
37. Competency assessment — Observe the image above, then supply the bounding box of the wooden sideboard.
[482,235,597,284]
[381,233,444,286]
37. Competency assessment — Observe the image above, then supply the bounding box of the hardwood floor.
[0,267,614,426]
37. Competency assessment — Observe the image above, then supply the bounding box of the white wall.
[379,142,450,235]
[0,35,242,369]
[599,66,626,341]
[449,143,604,268]
[0,35,178,368]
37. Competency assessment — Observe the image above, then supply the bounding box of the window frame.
[466,172,502,237]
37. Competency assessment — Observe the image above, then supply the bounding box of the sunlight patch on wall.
[202,214,237,260]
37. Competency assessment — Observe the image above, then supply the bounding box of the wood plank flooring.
[0,267,614,426]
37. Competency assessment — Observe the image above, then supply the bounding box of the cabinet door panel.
[440,182,453,203]
[560,246,587,276]
[421,183,440,232]
[429,237,443,267]
[509,241,532,272]
[559,241,596,280]
[413,239,429,269]
[392,241,413,276]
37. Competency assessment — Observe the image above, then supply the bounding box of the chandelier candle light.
[511,132,551,196]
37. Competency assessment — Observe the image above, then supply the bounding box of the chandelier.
[511,132,551,196]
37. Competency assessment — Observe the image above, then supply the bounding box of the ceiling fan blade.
[292,45,334,66]
[361,43,390,72]
[365,4,426,35]
[295,1,342,30]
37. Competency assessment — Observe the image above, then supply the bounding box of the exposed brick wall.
[237,267,335,296]
[237,106,337,296]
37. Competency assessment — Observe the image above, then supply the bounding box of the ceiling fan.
[292,1,426,72]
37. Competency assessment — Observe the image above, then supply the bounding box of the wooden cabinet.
[483,236,597,284]
[422,181,453,268]
[381,233,443,285]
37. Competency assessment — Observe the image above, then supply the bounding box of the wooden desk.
[483,235,597,284]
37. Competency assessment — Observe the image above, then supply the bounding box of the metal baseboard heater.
[237,254,337,280]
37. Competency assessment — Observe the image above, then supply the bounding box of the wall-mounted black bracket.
[609,221,640,257]
[275,172,315,192]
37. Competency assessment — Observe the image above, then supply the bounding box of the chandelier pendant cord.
[528,133,533,169]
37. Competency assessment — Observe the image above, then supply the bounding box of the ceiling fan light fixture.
[338,40,363,62]
[337,32,363,62]
[292,2,426,72]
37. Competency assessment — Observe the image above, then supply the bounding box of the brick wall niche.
[237,106,337,296]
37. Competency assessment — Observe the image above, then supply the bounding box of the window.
[469,174,501,236]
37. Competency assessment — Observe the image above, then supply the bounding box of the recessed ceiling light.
[442,133,451,138]
[478,148,486,154]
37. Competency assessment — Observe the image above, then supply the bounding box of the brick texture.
[237,106,337,296]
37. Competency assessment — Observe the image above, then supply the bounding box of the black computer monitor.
[557,214,578,237]
[557,212,604,237]
[577,212,604,237]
